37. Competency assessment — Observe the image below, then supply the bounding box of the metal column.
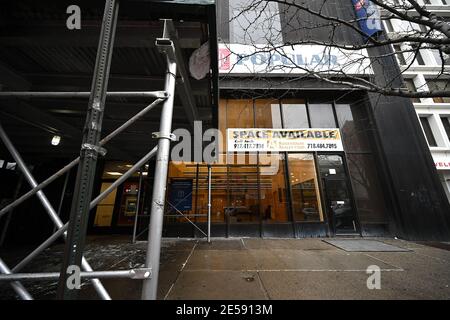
[141,22,177,300]
[132,167,144,243]
[53,169,70,233]
[57,0,119,300]
[207,164,212,243]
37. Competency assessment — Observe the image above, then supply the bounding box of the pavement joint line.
[411,250,450,264]
[255,271,271,300]
[241,238,248,250]
[364,253,405,271]
[181,269,405,272]
[163,240,198,300]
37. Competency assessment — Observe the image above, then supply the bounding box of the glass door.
[317,154,359,235]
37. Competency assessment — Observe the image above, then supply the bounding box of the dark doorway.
[317,154,359,235]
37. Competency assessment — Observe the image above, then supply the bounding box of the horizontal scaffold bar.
[0,268,152,282]
[0,91,168,99]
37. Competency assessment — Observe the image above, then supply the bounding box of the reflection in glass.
[229,0,283,45]
[346,154,388,224]
[335,104,371,152]
[288,154,323,222]
[228,160,259,224]
[281,101,309,128]
[254,99,282,128]
[309,103,336,127]
[259,153,289,223]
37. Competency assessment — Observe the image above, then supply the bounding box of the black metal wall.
[367,41,450,241]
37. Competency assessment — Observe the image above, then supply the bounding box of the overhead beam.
[0,22,202,48]
[164,20,199,127]
[22,73,209,94]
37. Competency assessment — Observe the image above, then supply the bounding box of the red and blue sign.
[352,0,383,39]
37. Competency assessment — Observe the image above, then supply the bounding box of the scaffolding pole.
[0,173,23,247]
[132,167,144,243]
[53,169,70,233]
[57,0,119,300]
[0,97,164,219]
[141,20,177,300]
[0,258,33,300]
[207,164,212,243]
[0,122,110,300]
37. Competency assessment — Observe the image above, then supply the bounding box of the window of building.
[384,19,394,33]
[427,80,450,103]
[441,116,450,143]
[228,0,283,44]
[431,50,450,66]
[420,116,438,146]
[279,0,360,45]
[308,103,336,127]
[254,99,282,128]
[288,153,323,222]
[335,103,371,152]
[281,100,309,128]
[346,154,389,225]
[414,47,426,65]
[404,79,421,103]
[259,153,289,223]
[393,45,406,65]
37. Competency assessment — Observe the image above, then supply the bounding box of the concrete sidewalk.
[1,236,450,299]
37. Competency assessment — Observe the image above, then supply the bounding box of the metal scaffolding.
[0,0,210,300]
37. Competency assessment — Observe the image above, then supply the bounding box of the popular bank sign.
[219,43,372,75]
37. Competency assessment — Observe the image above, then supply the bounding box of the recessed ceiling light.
[106,171,123,176]
[51,135,61,146]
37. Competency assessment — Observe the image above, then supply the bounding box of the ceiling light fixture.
[51,135,61,146]
[106,171,123,176]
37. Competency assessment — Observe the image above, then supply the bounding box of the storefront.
[163,95,390,238]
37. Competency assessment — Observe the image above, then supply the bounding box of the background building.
[382,0,450,202]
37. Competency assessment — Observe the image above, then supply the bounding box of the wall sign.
[218,43,372,75]
[227,128,344,152]
[169,179,193,211]
[351,0,383,39]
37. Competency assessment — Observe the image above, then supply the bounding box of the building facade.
[159,0,450,240]
[87,0,450,240]
[383,0,450,202]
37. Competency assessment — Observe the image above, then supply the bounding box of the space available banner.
[227,128,344,152]
[218,43,372,75]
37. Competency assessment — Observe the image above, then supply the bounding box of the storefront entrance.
[161,96,391,238]
[317,154,359,235]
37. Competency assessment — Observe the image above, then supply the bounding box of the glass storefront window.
[228,160,260,224]
[335,103,371,152]
[346,154,388,224]
[308,103,336,127]
[317,154,346,179]
[254,99,282,128]
[288,153,323,222]
[259,153,289,223]
[281,100,309,128]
